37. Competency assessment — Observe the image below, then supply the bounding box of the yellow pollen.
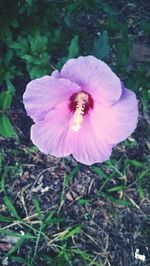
[71,92,88,132]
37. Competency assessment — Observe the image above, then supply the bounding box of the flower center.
[69,91,94,132]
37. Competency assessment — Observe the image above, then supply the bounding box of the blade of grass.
[98,175,112,193]
[0,170,6,193]
[58,166,80,212]
[107,185,125,192]
[0,228,36,240]
[91,166,108,179]
[31,221,43,264]
[33,197,42,221]
[0,216,15,223]
[4,195,20,219]
[107,160,123,176]
[49,226,81,244]
[99,192,131,206]
[7,237,25,256]
[71,248,101,266]
[11,256,26,264]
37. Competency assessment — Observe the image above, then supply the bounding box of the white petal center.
[71,92,88,132]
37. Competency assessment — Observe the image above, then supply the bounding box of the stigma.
[69,91,94,132]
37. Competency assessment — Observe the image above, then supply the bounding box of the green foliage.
[92,31,109,59]
[0,111,17,139]
[0,91,12,111]
[99,1,117,16]
[33,197,42,221]
[0,90,17,139]
[91,166,108,179]
[116,31,131,68]
[59,165,80,211]
[99,192,131,206]
[140,20,150,35]
[10,33,50,79]
[105,16,125,32]
[68,35,79,59]
[56,35,79,69]
[11,256,26,264]
[3,195,20,219]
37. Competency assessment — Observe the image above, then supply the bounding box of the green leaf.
[44,211,65,226]
[140,21,150,34]
[68,35,79,59]
[105,17,125,32]
[107,185,125,192]
[136,168,150,198]
[72,248,101,266]
[42,255,52,264]
[78,199,91,205]
[11,256,26,264]
[33,197,42,220]
[56,56,68,70]
[99,192,131,206]
[29,34,48,54]
[6,79,16,94]
[0,216,15,222]
[0,114,17,139]
[10,37,29,56]
[137,168,150,181]
[92,31,109,59]
[140,89,150,116]
[0,171,6,193]
[0,228,35,239]
[91,166,108,179]
[28,64,49,79]
[127,159,145,168]
[8,238,25,256]
[0,91,12,111]
[3,195,20,219]
[56,226,81,241]
[44,217,66,226]
[99,1,117,16]
[56,36,79,70]
[64,226,81,239]
[0,152,3,169]
[65,165,80,186]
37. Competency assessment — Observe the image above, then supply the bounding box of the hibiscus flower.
[23,56,138,165]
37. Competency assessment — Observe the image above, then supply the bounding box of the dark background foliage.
[0,0,150,265]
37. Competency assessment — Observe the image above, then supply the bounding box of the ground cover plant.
[0,0,150,265]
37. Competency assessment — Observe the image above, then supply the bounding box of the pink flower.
[23,56,138,165]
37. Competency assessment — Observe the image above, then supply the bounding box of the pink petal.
[31,99,113,165]
[23,76,80,122]
[60,56,122,106]
[51,70,59,78]
[90,88,139,145]
[31,101,72,156]
[66,116,113,165]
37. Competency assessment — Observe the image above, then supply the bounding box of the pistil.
[71,100,86,132]
[69,91,94,132]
